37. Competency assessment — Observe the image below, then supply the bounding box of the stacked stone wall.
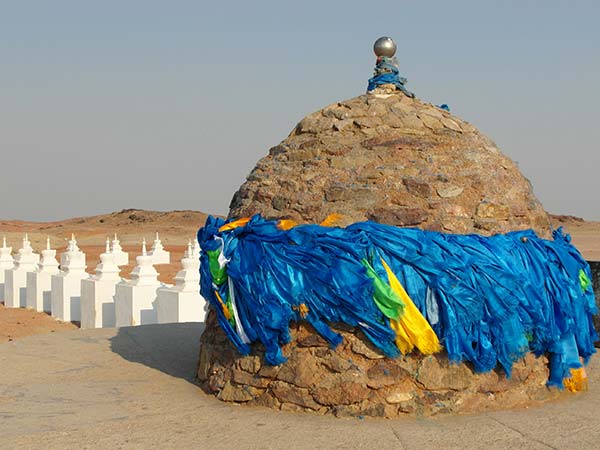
[198,310,561,418]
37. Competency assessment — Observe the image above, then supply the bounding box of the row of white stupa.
[0,233,207,328]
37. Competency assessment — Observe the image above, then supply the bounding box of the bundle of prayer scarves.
[367,55,414,97]
[198,215,597,388]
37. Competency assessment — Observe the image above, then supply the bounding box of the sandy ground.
[0,303,76,343]
[1,323,599,450]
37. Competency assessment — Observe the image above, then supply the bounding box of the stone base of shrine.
[197,310,567,418]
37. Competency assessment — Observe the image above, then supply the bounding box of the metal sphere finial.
[373,36,397,58]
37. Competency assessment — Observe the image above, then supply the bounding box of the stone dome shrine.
[196,44,595,418]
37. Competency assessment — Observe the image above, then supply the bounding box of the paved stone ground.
[1,324,599,450]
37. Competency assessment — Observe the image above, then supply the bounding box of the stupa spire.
[38,237,59,274]
[185,239,193,259]
[59,233,86,274]
[23,234,31,250]
[148,231,170,264]
[0,235,14,269]
[110,233,129,266]
[173,238,200,292]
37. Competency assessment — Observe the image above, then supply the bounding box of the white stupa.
[81,237,121,328]
[115,239,160,327]
[0,236,15,303]
[110,233,129,266]
[156,240,207,324]
[51,234,89,322]
[26,237,59,312]
[148,232,170,265]
[4,234,39,308]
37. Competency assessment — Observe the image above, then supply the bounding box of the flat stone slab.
[1,325,599,449]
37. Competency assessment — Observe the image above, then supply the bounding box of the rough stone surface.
[228,88,550,237]
[199,88,561,418]
[198,310,561,418]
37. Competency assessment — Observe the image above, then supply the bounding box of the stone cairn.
[198,72,566,417]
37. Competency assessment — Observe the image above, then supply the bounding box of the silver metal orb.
[373,36,397,57]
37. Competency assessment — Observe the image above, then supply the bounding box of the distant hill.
[548,213,586,226]
[0,209,215,246]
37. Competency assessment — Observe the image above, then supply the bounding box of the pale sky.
[2,0,599,221]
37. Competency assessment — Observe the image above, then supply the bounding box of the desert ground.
[1,209,599,449]
[0,323,598,450]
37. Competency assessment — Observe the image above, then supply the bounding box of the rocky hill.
[0,209,209,244]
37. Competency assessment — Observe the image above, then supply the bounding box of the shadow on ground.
[109,322,205,383]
